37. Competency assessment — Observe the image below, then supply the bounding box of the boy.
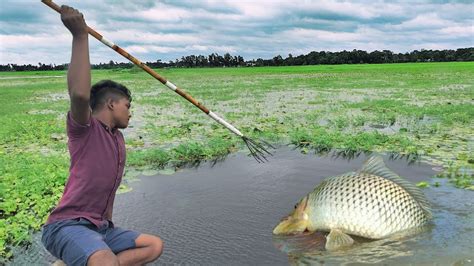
[41,5,163,266]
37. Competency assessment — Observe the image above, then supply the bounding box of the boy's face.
[112,97,131,129]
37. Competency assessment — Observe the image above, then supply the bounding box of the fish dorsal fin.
[358,156,432,219]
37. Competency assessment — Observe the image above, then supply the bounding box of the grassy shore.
[0,62,473,258]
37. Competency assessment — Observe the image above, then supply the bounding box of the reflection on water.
[8,147,474,265]
[273,227,431,265]
[272,232,327,255]
[271,225,441,264]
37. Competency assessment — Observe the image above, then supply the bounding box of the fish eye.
[294,204,298,209]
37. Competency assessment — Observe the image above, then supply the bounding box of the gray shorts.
[41,218,140,266]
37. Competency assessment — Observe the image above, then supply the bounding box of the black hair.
[90,80,132,111]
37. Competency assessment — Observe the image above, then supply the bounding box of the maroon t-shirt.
[46,112,126,227]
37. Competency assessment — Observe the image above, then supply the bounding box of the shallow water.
[9,147,474,265]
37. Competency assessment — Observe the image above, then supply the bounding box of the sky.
[0,0,473,65]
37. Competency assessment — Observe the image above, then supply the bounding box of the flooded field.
[1,63,472,260]
[9,148,473,265]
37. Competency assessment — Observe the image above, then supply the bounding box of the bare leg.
[87,249,119,266]
[117,234,163,266]
[52,260,66,266]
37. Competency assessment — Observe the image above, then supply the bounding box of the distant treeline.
[1,47,472,71]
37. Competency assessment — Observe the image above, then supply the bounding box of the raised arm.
[61,5,91,125]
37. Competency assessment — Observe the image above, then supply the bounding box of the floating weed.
[126,148,170,168]
[0,153,68,259]
[434,161,474,189]
[141,169,159,176]
[416,181,430,188]
[289,126,421,159]
[332,116,350,129]
[171,142,208,163]
[122,168,142,182]
[170,136,237,167]
[352,115,367,127]
[117,184,133,194]
[158,168,176,175]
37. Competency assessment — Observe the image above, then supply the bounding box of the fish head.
[273,196,310,235]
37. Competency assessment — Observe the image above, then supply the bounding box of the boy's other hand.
[60,5,88,37]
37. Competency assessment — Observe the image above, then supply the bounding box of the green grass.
[1,62,474,258]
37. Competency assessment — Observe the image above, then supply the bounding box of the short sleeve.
[66,111,92,139]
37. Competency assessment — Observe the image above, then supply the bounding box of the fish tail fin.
[325,229,354,251]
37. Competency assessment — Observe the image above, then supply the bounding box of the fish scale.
[307,172,429,239]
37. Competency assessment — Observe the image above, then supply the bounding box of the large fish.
[273,156,432,251]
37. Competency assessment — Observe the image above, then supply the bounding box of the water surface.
[113,148,473,265]
[9,147,474,265]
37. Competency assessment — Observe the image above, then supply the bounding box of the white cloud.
[281,28,361,42]
[138,3,193,22]
[106,30,200,45]
[393,13,452,30]
[0,0,473,64]
[0,33,71,64]
[0,34,69,48]
[439,25,474,37]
